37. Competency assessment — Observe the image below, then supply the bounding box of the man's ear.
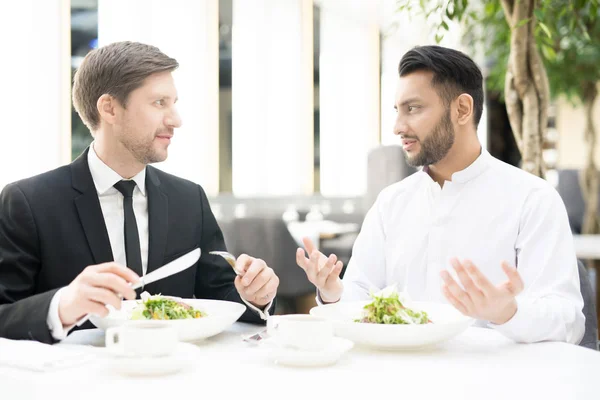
[455,93,474,126]
[97,94,119,126]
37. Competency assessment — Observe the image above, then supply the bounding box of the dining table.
[1,322,599,400]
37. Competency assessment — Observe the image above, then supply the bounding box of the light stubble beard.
[119,128,170,165]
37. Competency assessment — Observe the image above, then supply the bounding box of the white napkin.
[0,338,96,372]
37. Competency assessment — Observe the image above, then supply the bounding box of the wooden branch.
[500,0,515,22]
[504,66,523,153]
[509,0,533,99]
[528,33,549,165]
[579,83,599,234]
[521,84,541,176]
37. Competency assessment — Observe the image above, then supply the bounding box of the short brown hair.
[72,41,179,132]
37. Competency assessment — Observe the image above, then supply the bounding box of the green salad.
[355,289,431,325]
[130,293,206,320]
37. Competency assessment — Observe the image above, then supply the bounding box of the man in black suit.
[0,41,279,344]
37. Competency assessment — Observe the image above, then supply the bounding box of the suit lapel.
[71,149,114,264]
[146,166,168,274]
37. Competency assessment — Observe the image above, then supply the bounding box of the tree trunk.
[500,0,549,178]
[579,82,599,235]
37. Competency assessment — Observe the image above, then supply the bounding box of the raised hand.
[440,258,524,325]
[295,237,344,303]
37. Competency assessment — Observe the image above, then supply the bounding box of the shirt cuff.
[487,297,532,342]
[315,289,340,306]
[46,288,75,341]
[240,297,274,320]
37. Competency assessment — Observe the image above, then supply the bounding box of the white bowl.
[90,299,246,342]
[310,301,474,350]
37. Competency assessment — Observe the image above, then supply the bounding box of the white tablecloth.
[1,323,599,400]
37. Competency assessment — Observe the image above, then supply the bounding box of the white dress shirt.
[338,149,585,344]
[47,145,269,340]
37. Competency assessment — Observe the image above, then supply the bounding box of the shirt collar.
[421,147,491,185]
[451,148,491,184]
[87,143,147,196]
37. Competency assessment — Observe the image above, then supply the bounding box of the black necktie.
[113,180,143,276]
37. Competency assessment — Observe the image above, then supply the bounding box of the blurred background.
[0,0,598,316]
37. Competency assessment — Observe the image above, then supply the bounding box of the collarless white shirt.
[341,149,585,344]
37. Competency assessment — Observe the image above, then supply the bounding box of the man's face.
[393,70,455,167]
[113,71,182,165]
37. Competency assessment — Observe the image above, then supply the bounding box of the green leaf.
[441,20,449,31]
[446,3,455,19]
[515,17,532,28]
[538,22,552,38]
[534,9,544,21]
[435,33,444,43]
[542,45,557,61]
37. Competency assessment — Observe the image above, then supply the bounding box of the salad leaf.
[130,293,206,320]
[355,290,431,325]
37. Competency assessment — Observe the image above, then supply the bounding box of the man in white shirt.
[0,41,279,343]
[296,45,585,344]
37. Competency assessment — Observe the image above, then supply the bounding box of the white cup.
[106,323,178,358]
[267,314,333,351]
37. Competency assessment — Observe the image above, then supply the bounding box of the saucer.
[106,342,197,377]
[270,337,354,367]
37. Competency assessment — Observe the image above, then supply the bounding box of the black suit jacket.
[0,149,273,343]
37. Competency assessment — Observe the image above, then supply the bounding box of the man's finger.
[324,261,343,287]
[244,267,271,296]
[316,254,337,286]
[240,259,266,287]
[501,261,524,295]
[84,300,111,318]
[296,248,310,271]
[85,272,136,300]
[302,237,316,254]
[464,260,495,295]
[306,251,320,282]
[442,284,468,315]
[85,287,123,310]
[253,277,279,302]
[94,262,140,285]
[234,275,245,294]
[440,270,474,311]
[452,260,484,302]
[234,254,254,274]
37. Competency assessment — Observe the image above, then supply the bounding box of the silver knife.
[76,247,201,326]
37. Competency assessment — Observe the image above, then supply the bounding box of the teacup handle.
[105,327,124,354]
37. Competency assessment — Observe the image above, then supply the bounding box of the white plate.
[90,299,246,342]
[270,337,354,367]
[107,342,197,377]
[310,301,474,350]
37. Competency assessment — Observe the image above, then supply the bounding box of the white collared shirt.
[87,144,149,275]
[339,150,585,344]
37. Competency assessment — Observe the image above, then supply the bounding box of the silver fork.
[209,251,245,276]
